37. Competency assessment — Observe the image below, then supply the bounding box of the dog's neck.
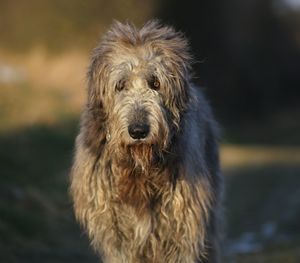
[110,143,177,215]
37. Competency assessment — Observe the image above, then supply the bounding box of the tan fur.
[70,20,222,263]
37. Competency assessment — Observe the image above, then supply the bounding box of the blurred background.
[0,0,299,262]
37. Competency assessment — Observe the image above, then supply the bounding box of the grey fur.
[70,20,222,263]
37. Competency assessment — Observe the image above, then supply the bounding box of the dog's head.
[85,20,192,164]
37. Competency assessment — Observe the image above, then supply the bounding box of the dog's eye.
[115,79,125,92]
[148,76,160,90]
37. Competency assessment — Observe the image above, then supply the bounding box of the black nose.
[128,123,150,139]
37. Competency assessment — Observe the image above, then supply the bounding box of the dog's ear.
[80,47,109,156]
[162,27,191,111]
[145,21,192,128]
[87,43,113,106]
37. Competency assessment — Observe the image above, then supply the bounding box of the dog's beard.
[112,141,169,215]
[128,143,160,171]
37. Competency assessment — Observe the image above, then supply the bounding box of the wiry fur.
[70,20,222,263]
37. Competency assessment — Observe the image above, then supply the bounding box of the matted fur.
[70,20,222,263]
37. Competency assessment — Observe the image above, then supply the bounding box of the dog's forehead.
[111,46,163,76]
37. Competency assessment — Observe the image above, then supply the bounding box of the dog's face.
[87,21,191,163]
[107,51,173,150]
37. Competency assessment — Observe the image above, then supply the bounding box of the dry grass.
[0,49,88,131]
[221,145,300,169]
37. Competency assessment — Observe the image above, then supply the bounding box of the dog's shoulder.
[180,83,219,157]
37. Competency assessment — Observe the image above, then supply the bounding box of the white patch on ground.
[273,0,300,14]
[0,64,26,83]
[261,221,277,240]
[226,232,262,255]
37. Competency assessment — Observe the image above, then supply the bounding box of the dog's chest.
[95,159,206,261]
[111,205,173,260]
[103,195,202,263]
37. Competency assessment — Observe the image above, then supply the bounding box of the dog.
[70,20,222,263]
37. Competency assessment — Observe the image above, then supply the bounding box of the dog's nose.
[128,123,150,139]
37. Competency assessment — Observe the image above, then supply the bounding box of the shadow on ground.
[0,120,98,263]
[0,120,299,262]
[224,165,300,262]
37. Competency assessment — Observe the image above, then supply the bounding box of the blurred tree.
[159,0,300,125]
[0,0,156,52]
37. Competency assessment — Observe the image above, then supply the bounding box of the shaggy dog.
[70,20,222,263]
